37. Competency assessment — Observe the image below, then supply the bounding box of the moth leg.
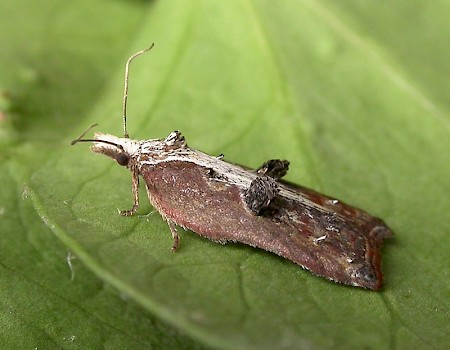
[167,220,180,252]
[243,176,279,215]
[119,168,140,216]
[256,159,290,180]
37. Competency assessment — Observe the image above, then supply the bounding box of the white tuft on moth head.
[92,133,140,155]
[91,133,141,167]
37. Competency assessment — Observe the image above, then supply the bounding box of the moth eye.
[116,153,129,166]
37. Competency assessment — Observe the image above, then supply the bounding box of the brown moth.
[72,44,393,290]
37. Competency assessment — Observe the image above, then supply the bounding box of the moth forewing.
[134,146,392,290]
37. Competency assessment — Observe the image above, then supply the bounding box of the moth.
[72,44,393,290]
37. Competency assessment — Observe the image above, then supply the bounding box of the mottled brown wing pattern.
[142,160,392,290]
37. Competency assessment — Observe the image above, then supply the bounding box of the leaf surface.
[3,0,449,349]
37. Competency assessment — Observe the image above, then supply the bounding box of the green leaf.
[3,0,449,349]
[0,165,204,349]
[0,0,204,348]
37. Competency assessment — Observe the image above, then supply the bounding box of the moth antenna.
[70,124,99,145]
[123,43,155,139]
[71,124,124,151]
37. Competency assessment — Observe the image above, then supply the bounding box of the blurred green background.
[0,1,449,349]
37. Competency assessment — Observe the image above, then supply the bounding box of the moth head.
[71,125,140,168]
[91,133,141,167]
